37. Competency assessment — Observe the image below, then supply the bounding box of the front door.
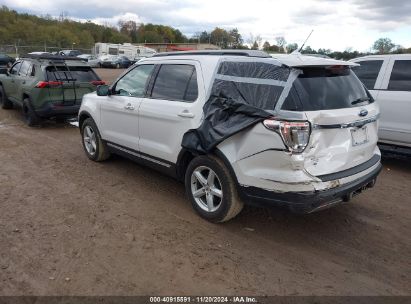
[99,64,155,151]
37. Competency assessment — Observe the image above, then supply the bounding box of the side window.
[151,64,198,102]
[113,64,154,97]
[30,65,36,77]
[19,61,32,76]
[9,61,22,75]
[351,60,383,90]
[388,60,411,91]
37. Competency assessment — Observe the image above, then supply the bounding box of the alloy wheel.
[83,125,97,156]
[191,166,223,212]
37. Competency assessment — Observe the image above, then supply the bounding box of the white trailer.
[94,43,156,60]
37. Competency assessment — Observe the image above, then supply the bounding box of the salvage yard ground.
[0,69,410,296]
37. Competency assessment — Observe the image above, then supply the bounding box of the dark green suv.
[0,54,104,126]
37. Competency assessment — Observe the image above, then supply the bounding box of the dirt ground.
[0,69,410,296]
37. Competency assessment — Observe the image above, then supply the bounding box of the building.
[141,43,220,53]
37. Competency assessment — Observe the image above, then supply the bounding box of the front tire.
[81,118,110,161]
[23,98,41,126]
[0,85,13,109]
[185,155,244,223]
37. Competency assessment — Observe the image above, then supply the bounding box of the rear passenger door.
[138,61,205,164]
[14,60,32,102]
[377,58,411,146]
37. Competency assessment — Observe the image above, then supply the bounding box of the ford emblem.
[359,109,368,117]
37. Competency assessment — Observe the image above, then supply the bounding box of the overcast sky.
[2,0,411,51]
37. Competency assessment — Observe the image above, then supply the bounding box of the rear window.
[351,60,383,89]
[46,66,100,82]
[282,67,372,111]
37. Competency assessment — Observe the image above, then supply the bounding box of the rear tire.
[0,85,13,109]
[23,98,41,126]
[185,155,244,223]
[81,118,111,162]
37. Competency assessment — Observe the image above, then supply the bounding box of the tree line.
[0,5,410,59]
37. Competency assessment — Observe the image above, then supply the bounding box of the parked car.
[78,50,381,222]
[59,50,82,57]
[0,54,104,126]
[28,52,53,56]
[77,54,101,68]
[0,54,15,73]
[350,55,411,153]
[100,55,132,69]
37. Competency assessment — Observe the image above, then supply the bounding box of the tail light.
[91,80,106,86]
[35,81,63,88]
[263,118,311,153]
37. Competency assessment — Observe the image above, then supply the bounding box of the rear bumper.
[239,162,382,214]
[35,103,81,118]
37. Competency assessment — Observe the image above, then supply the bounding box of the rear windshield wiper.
[351,97,371,105]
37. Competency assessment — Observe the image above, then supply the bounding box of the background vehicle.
[0,54,16,68]
[79,50,381,222]
[94,43,156,61]
[100,55,132,69]
[351,54,411,152]
[77,54,101,68]
[0,54,104,126]
[59,50,82,57]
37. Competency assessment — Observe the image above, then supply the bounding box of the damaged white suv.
[79,50,382,222]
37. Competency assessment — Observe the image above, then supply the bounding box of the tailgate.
[47,83,96,104]
[303,103,379,177]
[281,65,381,178]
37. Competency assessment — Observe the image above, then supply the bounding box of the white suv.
[79,50,382,222]
[350,54,411,153]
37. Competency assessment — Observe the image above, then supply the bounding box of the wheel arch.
[176,149,196,181]
[176,148,242,190]
[78,110,93,130]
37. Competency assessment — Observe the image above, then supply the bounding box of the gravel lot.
[0,69,410,296]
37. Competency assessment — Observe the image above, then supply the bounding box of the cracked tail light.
[263,118,311,153]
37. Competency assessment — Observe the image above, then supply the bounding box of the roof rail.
[152,50,271,58]
[22,54,86,62]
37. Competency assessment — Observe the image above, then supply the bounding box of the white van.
[351,54,411,152]
[94,43,156,61]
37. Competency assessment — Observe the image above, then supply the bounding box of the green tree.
[262,41,271,51]
[373,38,395,54]
[286,43,298,53]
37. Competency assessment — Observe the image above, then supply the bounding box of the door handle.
[178,110,195,118]
[124,103,135,110]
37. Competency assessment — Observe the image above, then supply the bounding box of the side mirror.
[96,85,110,96]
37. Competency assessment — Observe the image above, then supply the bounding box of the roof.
[153,50,271,58]
[150,50,356,67]
[20,54,88,66]
[350,54,411,61]
[271,53,358,67]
